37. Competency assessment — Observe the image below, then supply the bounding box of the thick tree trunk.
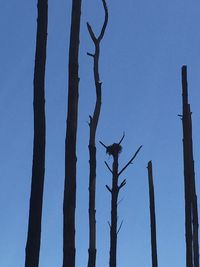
[147,161,158,267]
[25,1,48,267]
[63,1,82,267]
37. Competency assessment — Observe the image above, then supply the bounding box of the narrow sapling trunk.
[25,1,48,267]
[87,1,108,267]
[147,161,158,267]
[181,65,199,267]
[63,1,82,267]
[100,136,142,267]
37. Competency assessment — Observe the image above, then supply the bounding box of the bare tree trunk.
[100,137,142,267]
[181,65,199,267]
[147,161,158,267]
[87,2,108,267]
[25,1,48,267]
[62,1,82,267]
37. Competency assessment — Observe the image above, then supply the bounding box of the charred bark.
[63,1,82,267]
[181,65,199,267]
[25,1,48,267]
[100,136,142,267]
[147,161,158,267]
[87,2,108,267]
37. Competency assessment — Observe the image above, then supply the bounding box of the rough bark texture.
[87,2,108,267]
[25,1,47,267]
[181,65,199,267]
[147,161,158,267]
[62,1,82,267]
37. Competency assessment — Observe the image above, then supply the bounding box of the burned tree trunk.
[181,65,199,267]
[100,136,142,267]
[25,1,48,267]
[63,1,82,267]
[87,1,108,267]
[147,161,158,267]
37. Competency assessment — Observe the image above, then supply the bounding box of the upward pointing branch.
[118,145,142,176]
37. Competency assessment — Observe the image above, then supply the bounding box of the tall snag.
[147,161,158,267]
[181,65,199,267]
[62,1,82,267]
[87,1,108,267]
[100,135,142,267]
[25,0,48,267]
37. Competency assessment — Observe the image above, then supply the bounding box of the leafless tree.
[62,1,82,267]
[100,135,142,267]
[86,1,108,267]
[181,65,199,267]
[25,0,48,267]
[147,161,158,267]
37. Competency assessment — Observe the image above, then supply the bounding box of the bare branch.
[105,161,113,173]
[117,197,124,206]
[118,179,126,190]
[117,220,124,234]
[106,185,112,193]
[118,132,125,145]
[118,145,142,176]
[87,52,95,58]
[86,22,97,44]
[99,141,108,149]
[98,0,109,42]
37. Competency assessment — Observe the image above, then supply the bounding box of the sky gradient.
[1,0,200,266]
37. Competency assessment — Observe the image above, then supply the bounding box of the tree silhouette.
[25,0,48,267]
[86,1,108,267]
[181,65,199,267]
[100,135,142,267]
[147,161,158,267]
[62,1,82,267]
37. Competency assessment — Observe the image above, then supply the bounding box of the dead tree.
[86,1,108,267]
[25,1,48,267]
[62,1,82,267]
[100,135,142,267]
[147,161,158,267]
[181,65,199,267]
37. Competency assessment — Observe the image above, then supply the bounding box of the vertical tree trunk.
[63,1,82,267]
[100,138,141,267]
[87,2,108,267]
[109,154,119,267]
[147,161,158,267]
[181,65,199,267]
[25,1,48,267]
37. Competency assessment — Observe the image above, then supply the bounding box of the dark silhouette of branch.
[118,145,142,176]
[118,132,125,145]
[63,0,82,266]
[117,220,124,235]
[106,185,112,193]
[25,1,47,267]
[105,161,113,173]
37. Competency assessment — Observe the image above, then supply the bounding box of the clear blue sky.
[0,0,200,266]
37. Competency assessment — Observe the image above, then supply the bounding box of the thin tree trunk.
[63,1,82,267]
[100,138,142,267]
[87,2,108,267]
[25,1,48,267]
[109,154,119,267]
[187,104,199,267]
[147,161,158,267]
[181,65,199,267]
